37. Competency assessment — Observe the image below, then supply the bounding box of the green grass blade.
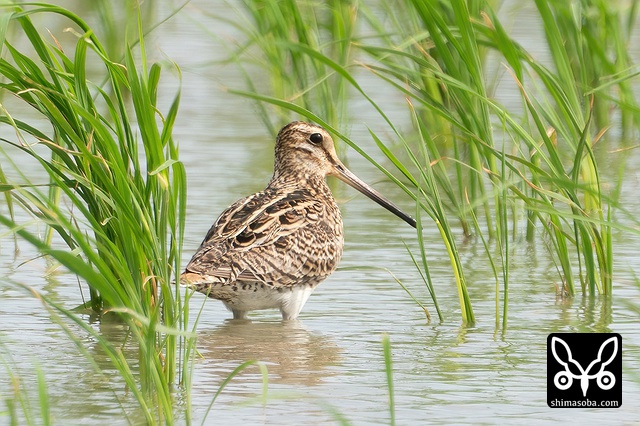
[382,335,395,426]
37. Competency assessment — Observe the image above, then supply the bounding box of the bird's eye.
[309,133,323,144]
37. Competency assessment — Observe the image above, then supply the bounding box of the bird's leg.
[281,312,298,321]
[231,309,248,320]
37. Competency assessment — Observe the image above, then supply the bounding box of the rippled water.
[2,1,640,425]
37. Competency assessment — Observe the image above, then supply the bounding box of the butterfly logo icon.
[551,336,618,397]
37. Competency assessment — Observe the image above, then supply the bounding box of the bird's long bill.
[332,164,417,228]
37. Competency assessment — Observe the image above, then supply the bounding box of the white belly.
[208,283,316,320]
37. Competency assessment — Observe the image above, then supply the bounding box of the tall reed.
[0,3,191,422]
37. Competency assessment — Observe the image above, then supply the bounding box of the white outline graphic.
[551,336,618,397]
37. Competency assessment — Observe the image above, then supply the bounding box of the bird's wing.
[182,188,340,287]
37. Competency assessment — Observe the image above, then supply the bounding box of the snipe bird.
[181,122,416,320]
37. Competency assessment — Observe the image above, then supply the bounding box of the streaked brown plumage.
[181,122,416,320]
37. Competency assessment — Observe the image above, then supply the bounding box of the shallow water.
[2,1,640,425]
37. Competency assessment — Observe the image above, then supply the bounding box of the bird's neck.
[268,169,330,194]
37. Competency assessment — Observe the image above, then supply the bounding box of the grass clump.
[210,0,638,324]
[0,3,192,423]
